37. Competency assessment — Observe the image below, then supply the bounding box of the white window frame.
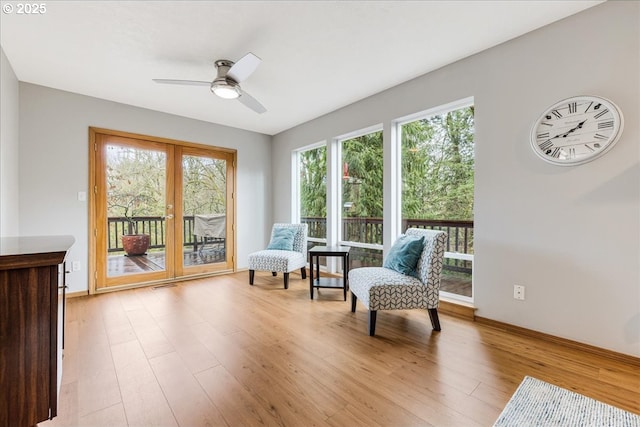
[334,124,384,254]
[292,141,328,246]
[393,97,475,304]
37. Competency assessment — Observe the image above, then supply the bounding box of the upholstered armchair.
[248,223,308,289]
[348,228,447,336]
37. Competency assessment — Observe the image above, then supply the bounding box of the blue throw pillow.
[383,234,424,276]
[267,227,296,251]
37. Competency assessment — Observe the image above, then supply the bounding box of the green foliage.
[182,155,226,215]
[402,106,475,220]
[106,146,227,234]
[299,146,327,217]
[342,131,384,218]
[298,105,474,222]
[107,146,166,233]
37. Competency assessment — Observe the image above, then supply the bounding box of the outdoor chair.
[348,228,447,336]
[248,223,308,289]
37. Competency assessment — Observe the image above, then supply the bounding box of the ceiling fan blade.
[152,79,210,86]
[227,53,261,83]
[237,89,266,114]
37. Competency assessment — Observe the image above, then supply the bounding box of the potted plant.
[109,189,153,257]
[121,215,150,256]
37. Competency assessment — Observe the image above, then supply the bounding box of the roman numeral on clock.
[551,110,563,119]
[598,121,614,129]
[551,147,561,158]
[594,108,609,119]
[537,132,549,139]
[568,102,577,114]
[539,140,553,150]
[584,101,594,113]
[594,133,608,140]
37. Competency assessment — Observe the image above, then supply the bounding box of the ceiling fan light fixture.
[211,80,241,99]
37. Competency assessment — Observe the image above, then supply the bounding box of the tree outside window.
[401,105,475,299]
[342,130,383,267]
[299,146,327,243]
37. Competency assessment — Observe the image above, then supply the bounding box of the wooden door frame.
[88,127,237,294]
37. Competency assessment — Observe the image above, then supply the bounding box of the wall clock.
[530,95,624,166]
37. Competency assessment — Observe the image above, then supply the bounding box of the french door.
[90,128,235,292]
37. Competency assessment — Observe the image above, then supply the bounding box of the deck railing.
[301,217,474,272]
[403,218,474,256]
[108,216,474,273]
[107,216,201,252]
[301,217,473,253]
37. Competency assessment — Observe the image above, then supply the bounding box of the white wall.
[271,1,640,356]
[0,47,20,236]
[18,83,272,293]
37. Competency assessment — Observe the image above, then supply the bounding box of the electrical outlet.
[72,261,81,272]
[514,285,525,300]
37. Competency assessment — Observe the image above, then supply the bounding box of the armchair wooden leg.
[301,267,306,279]
[283,272,289,289]
[428,308,441,331]
[350,292,357,312]
[368,310,377,336]
[249,270,255,285]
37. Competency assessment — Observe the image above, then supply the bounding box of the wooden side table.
[308,245,350,301]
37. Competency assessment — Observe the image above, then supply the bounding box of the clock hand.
[541,119,589,146]
[558,119,588,138]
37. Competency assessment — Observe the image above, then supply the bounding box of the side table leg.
[309,254,314,300]
[343,254,349,301]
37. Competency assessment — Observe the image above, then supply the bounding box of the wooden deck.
[440,271,472,297]
[108,249,471,297]
[108,248,226,276]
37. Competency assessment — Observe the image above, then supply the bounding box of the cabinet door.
[0,265,58,426]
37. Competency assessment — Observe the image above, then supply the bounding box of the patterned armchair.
[348,228,447,336]
[248,223,308,289]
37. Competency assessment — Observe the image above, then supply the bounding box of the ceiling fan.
[153,52,266,114]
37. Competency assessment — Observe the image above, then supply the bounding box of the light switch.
[78,191,86,202]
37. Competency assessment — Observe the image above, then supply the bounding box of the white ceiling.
[1,1,603,136]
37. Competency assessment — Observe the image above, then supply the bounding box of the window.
[339,127,384,268]
[398,99,475,301]
[290,100,474,303]
[297,144,327,250]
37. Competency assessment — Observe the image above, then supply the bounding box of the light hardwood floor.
[40,272,639,427]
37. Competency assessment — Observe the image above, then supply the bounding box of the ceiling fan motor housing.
[210,60,241,99]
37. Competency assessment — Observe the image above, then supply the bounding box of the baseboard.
[475,316,640,368]
[67,290,89,298]
[439,298,476,320]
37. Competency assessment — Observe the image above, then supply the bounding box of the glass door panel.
[177,147,234,276]
[96,135,174,289]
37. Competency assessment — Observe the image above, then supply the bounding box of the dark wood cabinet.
[0,236,74,427]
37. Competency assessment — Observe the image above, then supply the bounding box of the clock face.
[530,95,624,165]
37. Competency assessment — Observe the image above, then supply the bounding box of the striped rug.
[493,376,640,426]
